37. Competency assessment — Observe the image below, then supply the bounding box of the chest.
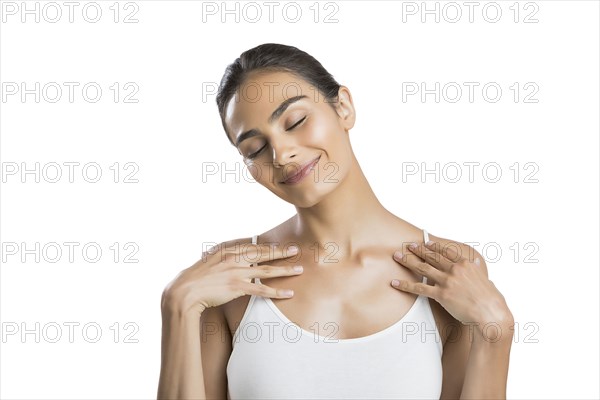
[225,262,446,399]
[227,331,444,399]
[224,255,445,342]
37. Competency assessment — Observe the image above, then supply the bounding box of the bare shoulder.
[194,236,259,399]
[192,236,257,280]
[422,232,487,344]
[206,220,293,334]
[205,236,256,334]
[427,232,487,277]
[424,232,487,399]
[204,235,255,257]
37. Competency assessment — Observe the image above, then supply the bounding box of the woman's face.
[224,70,356,208]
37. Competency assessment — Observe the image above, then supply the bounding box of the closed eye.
[247,145,266,160]
[247,116,307,159]
[286,116,306,131]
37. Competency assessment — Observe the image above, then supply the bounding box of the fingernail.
[408,242,417,249]
[391,279,400,287]
[425,240,434,247]
[394,251,402,259]
[281,289,294,297]
[293,265,303,272]
[288,246,299,253]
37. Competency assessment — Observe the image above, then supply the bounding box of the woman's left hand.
[391,240,513,327]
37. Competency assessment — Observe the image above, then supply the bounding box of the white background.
[1,0,598,399]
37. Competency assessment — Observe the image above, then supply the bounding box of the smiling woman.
[157,43,514,400]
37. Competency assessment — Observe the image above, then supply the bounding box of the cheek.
[302,114,343,149]
[246,162,276,186]
[308,118,332,144]
[243,160,261,181]
[307,118,329,143]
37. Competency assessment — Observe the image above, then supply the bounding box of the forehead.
[224,70,315,142]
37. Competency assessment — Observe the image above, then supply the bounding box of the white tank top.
[226,229,443,399]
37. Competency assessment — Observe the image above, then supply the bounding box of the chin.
[271,181,338,208]
[261,162,350,207]
[288,196,323,209]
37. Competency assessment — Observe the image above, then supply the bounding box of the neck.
[291,152,394,259]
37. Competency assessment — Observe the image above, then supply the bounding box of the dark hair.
[216,43,342,146]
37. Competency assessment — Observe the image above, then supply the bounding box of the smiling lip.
[280,156,321,185]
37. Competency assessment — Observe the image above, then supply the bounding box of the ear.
[334,86,356,132]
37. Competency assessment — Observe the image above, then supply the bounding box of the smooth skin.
[157,69,514,399]
[397,240,514,399]
[157,242,304,399]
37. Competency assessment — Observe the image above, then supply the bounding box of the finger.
[393,256,447,284]
[254,244,301,264]
[240,264,304,278]
[238,281,295,299]
[229,243,301,265]
[391,279,437,299]
[407,242,455,272]
[393,249,448,279]
[424,240,470,263]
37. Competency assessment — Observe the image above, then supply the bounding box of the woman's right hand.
[161,241,303,317]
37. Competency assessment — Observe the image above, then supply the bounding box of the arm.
[439,311,514,400]
[157,295,207,400]
[439,318,470,399]
[157,238,299,399]
[200,305,232,399]
[459,316,514,399]
[458,253,514,400]
[424,238,513,399]
[156,245,228,400]
[156,294,233,400]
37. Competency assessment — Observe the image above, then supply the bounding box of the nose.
[271,137,297,168]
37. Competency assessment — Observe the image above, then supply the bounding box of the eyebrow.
[234,95,308,147]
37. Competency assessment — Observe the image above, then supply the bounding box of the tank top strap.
[251,235,259,285]
[422,229,429,285]
[251,234,259,267]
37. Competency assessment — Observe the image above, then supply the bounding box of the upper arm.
[200,305,232,399]
[427,235,487,399]
[439,320,472,399]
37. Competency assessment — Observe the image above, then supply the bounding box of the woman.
[157,43,514,399]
